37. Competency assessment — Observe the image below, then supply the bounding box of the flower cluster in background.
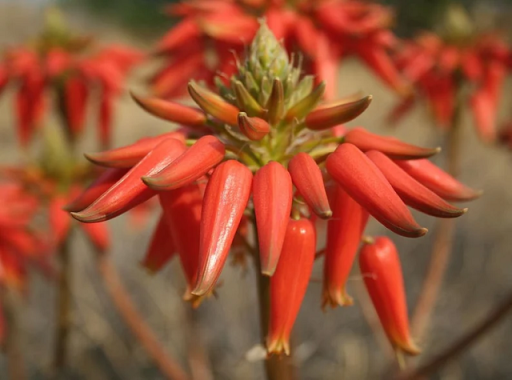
[0,8,142,148]
[152,0,407,100]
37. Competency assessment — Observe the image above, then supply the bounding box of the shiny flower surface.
[71,23,478,354]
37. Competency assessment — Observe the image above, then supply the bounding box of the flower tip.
[141,175,170,190]
[261,268,276,277]
[61,202,78,212]
[84,152,102,166]
[417,227,428,237]
[70,211,106,223]
[399,339,422,356]
[317,209,333,219]
[266,339,290,356]
[190,278,213,298]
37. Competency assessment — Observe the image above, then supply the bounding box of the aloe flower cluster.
[0,183,51,294]
[390,30,509,142]
[0,129,110,255]
[152,0,406,100]
[0,9,143,147]
[71,24,479,355]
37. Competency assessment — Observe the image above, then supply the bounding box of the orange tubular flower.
[322,185,368,308]
[0,9,143,148]
[366,150,467,217]
[193,160,252,297]
[152,0,406,100]
[253,161,293,276]
[70,24,478,352]
[141,215,176,273]
[0,183,49,292]
[359,237,420,355]
[326,143,427,238]
[72,138,186,222]
[159,184,204,303]
[267,218,316,355]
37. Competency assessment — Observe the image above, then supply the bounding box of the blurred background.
[0,0,512,379]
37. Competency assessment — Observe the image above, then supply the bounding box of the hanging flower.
[151,0,407,100]
[359,236,420,355]
[0,8,143,148]
[0,182,50,294]
[70,23,478,354]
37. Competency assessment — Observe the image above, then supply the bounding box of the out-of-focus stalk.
[96,254,190,380]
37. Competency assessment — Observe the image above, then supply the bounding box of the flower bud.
[84,132,185,168]
[367,150,467,218]
[322,186,368,308]
[71,138,186,222]
[343,127,440,159]
[267,218,316,355]
[326,143,427,238]
[238,112,270,141]
[359,237,420,355]
[305,95,372,131]
[143,135,225,191]
[193,160,252,296]
[288,153,331,219]
[233,81,266,117]
[159,184,204,304]
[188,81,240,125]
[131,92,207,128]
[141,215,176,273]
[285,82,326,121]
[253,162,293,276]
[266,78,284,125]
[394,159,482,202]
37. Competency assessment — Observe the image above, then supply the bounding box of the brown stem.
[96,255,189,380]
[252,217,295,380]
[255,270,295,380]
[410,89,463,343]
[411,218,455,342]
[397,289,512,380]
[1,288,26,380]
[54,238,72,370]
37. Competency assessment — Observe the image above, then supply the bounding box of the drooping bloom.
[359,236,420,355]
[0,183,49,294]
[152,0,407,100]
[267,218,316,355]
[70,23,478,354]
[0,8,143,148]
[389,6,509,142]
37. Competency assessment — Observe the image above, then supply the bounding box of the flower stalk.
[53,236,72,370]
[411,79,465,343]
[97,254,189,380]
[252,217,296,380]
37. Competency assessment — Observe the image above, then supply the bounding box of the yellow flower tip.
[316,209,333,219]
[396,339,422,356]
[321,288,354,310]
[70,211,105,223]
[266,337,291,356]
